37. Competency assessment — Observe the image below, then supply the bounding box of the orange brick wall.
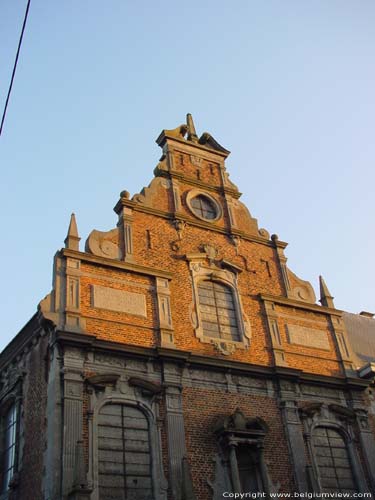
[182,388,296,498]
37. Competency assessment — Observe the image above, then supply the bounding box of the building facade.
[1,115,375,500]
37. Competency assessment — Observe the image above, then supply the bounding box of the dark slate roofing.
[342,312,375,365]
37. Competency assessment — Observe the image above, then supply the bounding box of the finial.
[186,113,198,142]
[319,275,335,308]
[64,213,80,251]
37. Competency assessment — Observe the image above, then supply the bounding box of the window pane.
[1,404,17,493]
[313,427,357,493]
[190,195,217,220]
[98,404,153,500]
[198,281,240,341]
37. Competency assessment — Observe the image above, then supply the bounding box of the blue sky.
[1,1,374,351]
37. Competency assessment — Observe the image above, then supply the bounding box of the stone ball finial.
[120,190,130,199]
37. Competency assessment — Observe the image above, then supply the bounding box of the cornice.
[0,314,43,371]
[259,293,342,316]
[157,134,229,159]
[112,201,276,248]
[61,249,173,279]
[53,331,369,390]
[155,169,242,199]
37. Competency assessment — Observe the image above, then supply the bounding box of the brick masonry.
[1,116,375,499]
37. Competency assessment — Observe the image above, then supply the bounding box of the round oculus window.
[187,192,222,221]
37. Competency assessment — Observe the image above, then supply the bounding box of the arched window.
[0,402,18,495]
[98,404,153,500]
[198,281,240,342]
[313,427,357,493]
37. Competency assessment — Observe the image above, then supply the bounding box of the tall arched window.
[198,281,240,342]
[98,404,153,500]
[313,427,357,493]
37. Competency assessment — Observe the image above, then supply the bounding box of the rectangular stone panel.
[286,324,330,350]
[92,285,147,317]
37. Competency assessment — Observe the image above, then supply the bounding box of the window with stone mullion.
[314,427,357,493]
[98,404,153,500]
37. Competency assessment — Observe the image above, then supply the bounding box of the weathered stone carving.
[212,340,236,356]
[173,219,186,241]
[132,176,171,208]
[85,228,119,259]
[286,324,330,350]
[258,228,270,239]
[287,268,316,303]
[91,285,147,317]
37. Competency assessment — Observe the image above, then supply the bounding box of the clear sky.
[0,1,374,352]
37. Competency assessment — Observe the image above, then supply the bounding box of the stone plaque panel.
[286,324,330,351]
[92,285,147,317]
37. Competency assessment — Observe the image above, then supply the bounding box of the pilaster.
[44,343,63,500]
[156,277,175,347]
[62,348,86,498]
[65,257,85,332]
[354,408,375,492]
[164,376,187,500]
[329,314,356,376]
[117,204,134,263]
[263,300,287,366]
[280,400,309,492]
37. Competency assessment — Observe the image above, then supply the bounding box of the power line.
[0,0,31,137]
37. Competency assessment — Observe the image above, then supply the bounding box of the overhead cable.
[0,0,31,137]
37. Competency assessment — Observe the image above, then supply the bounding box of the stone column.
[228,443,241,493]
[280,400,309,492]
[258,444,272,495]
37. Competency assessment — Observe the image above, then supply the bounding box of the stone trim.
[91,285,147,318]
[87,385,167,500]
[328,315,357,376]
[80,270,154,290]
[263,300,287,367]
[116,205,134,263]
[53,331,371,390]
[62,248,173,279]
[185,189,223,223]
[260,293,341,316]
[155,278,175,347]
[300,403,369,493]
[187,254,251,354]
[114,198,278,247]
[158,135,229,160]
